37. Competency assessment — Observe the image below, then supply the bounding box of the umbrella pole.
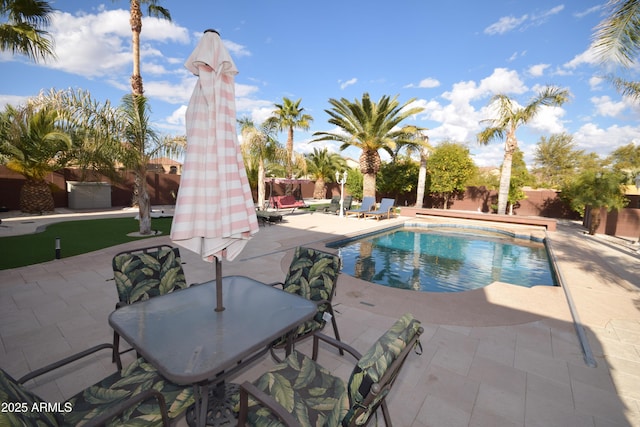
[214,255,224,312]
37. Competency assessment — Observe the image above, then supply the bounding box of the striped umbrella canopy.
[171,29,259,311]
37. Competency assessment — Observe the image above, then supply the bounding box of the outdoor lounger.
[363,198,396,220]
[345,196,376,218]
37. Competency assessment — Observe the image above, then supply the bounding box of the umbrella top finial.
[204,29,220,36]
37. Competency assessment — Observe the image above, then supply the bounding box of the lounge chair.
[1,344,194,426]
[236,313,423,427]
[266,246,342,362]
[256,210,283,225]
[363,197,396,220]
[345,196,376,218]
[111,244,188,370]
[324,195,353,214]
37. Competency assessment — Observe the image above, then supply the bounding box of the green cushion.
[282,247,340,325]
[0,368,59,426]
[113,247,187,304]
[64,358,194,426]
[240,351,349,427]
[343,313,421,426]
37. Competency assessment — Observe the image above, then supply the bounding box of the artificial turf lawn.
[0,217,173,270]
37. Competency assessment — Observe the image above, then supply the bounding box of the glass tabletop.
[109,275,317,384]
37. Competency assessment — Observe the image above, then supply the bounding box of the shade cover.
[171,31,258,264]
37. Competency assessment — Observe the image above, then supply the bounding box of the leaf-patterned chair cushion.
[113,247,187,304]
[65,358,194,426]
[239,351,349,427]
[275,247,340,344]
[343,313,421,426]
[0,368,59,427]
[1,359,194,427]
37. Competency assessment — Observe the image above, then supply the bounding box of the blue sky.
[1,1,638,168]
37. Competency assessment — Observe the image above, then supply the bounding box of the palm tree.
[0,0,56,62]
[123,0,171,95]
[313,93,424,199]
[477,86,570,215]
[239,118,287,209]
[395,125,431,207]
[119,93,181,234]
[593,1,640,100]
[593,0,640,67]
[305,147,347,199]
[266,97,313,182]
[0,103,71,213]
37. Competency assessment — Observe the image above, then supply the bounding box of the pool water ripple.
[331,227,557,292]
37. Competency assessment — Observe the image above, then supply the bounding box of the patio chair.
[345,196,376,218]
[236,313,423,427]
[0,343,194,427]
[111,244,188,370]
[363,198,396,220]
[267,246,343,362]
[325,195,353,215]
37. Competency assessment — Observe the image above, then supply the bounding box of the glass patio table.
[108,275,317,427]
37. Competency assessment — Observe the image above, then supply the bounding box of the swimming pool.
[327,224,558,292]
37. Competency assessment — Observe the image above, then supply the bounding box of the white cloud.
[528,63,550,77]
[574,5,603,19]
[339,78,357,90]
[574,122,640,155]
[589,76,605,90]
[564,45,599,69]
[528,106,567,134]
[591,95,627,117]
[404,77,440,89]
[47,8,190,78]
[484,15,528,35]
[485,5,564,36]
[0,94,29,110]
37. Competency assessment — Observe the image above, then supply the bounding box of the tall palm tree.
[266,97,313,182]
[0,0,56,62]
[124,0,171,95]
[0,104,71,212]
[477,86,570,215]
[593,0,640,67]
[119,93,159,234]
[305,147,347,199]
[239,118,286,209]
[395,125,431,207]
[313,93,424,199]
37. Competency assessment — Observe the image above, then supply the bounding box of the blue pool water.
[328,226,557,292]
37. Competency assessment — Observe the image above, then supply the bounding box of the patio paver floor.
[1,209,639,426]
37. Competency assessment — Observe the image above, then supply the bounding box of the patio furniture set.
[346,197,396,220]
[1,245,423,427]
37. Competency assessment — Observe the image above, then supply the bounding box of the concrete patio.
[0,208,639,426]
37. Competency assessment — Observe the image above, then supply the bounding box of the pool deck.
[1,207,639,426]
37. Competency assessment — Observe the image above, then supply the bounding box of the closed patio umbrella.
[171,29,259,311]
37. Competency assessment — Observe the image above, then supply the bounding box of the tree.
[305,147,346,199]
[0,0,56,62]
[593,0,640,67]
[532,133,584,189]
[123,0,171,96]
[477,86,570,215]
[562,169,628,235]
[0,103,71,212]
[313,93,424,199]
[119,93,183,234]
[427,142,476,209]
[607,142,640,182]
[239,117,286,209]
[507,149,533,215]
[266,97,313,182]
[377,156,419,199]
[394,126,431,207]
[593,1,640,99]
